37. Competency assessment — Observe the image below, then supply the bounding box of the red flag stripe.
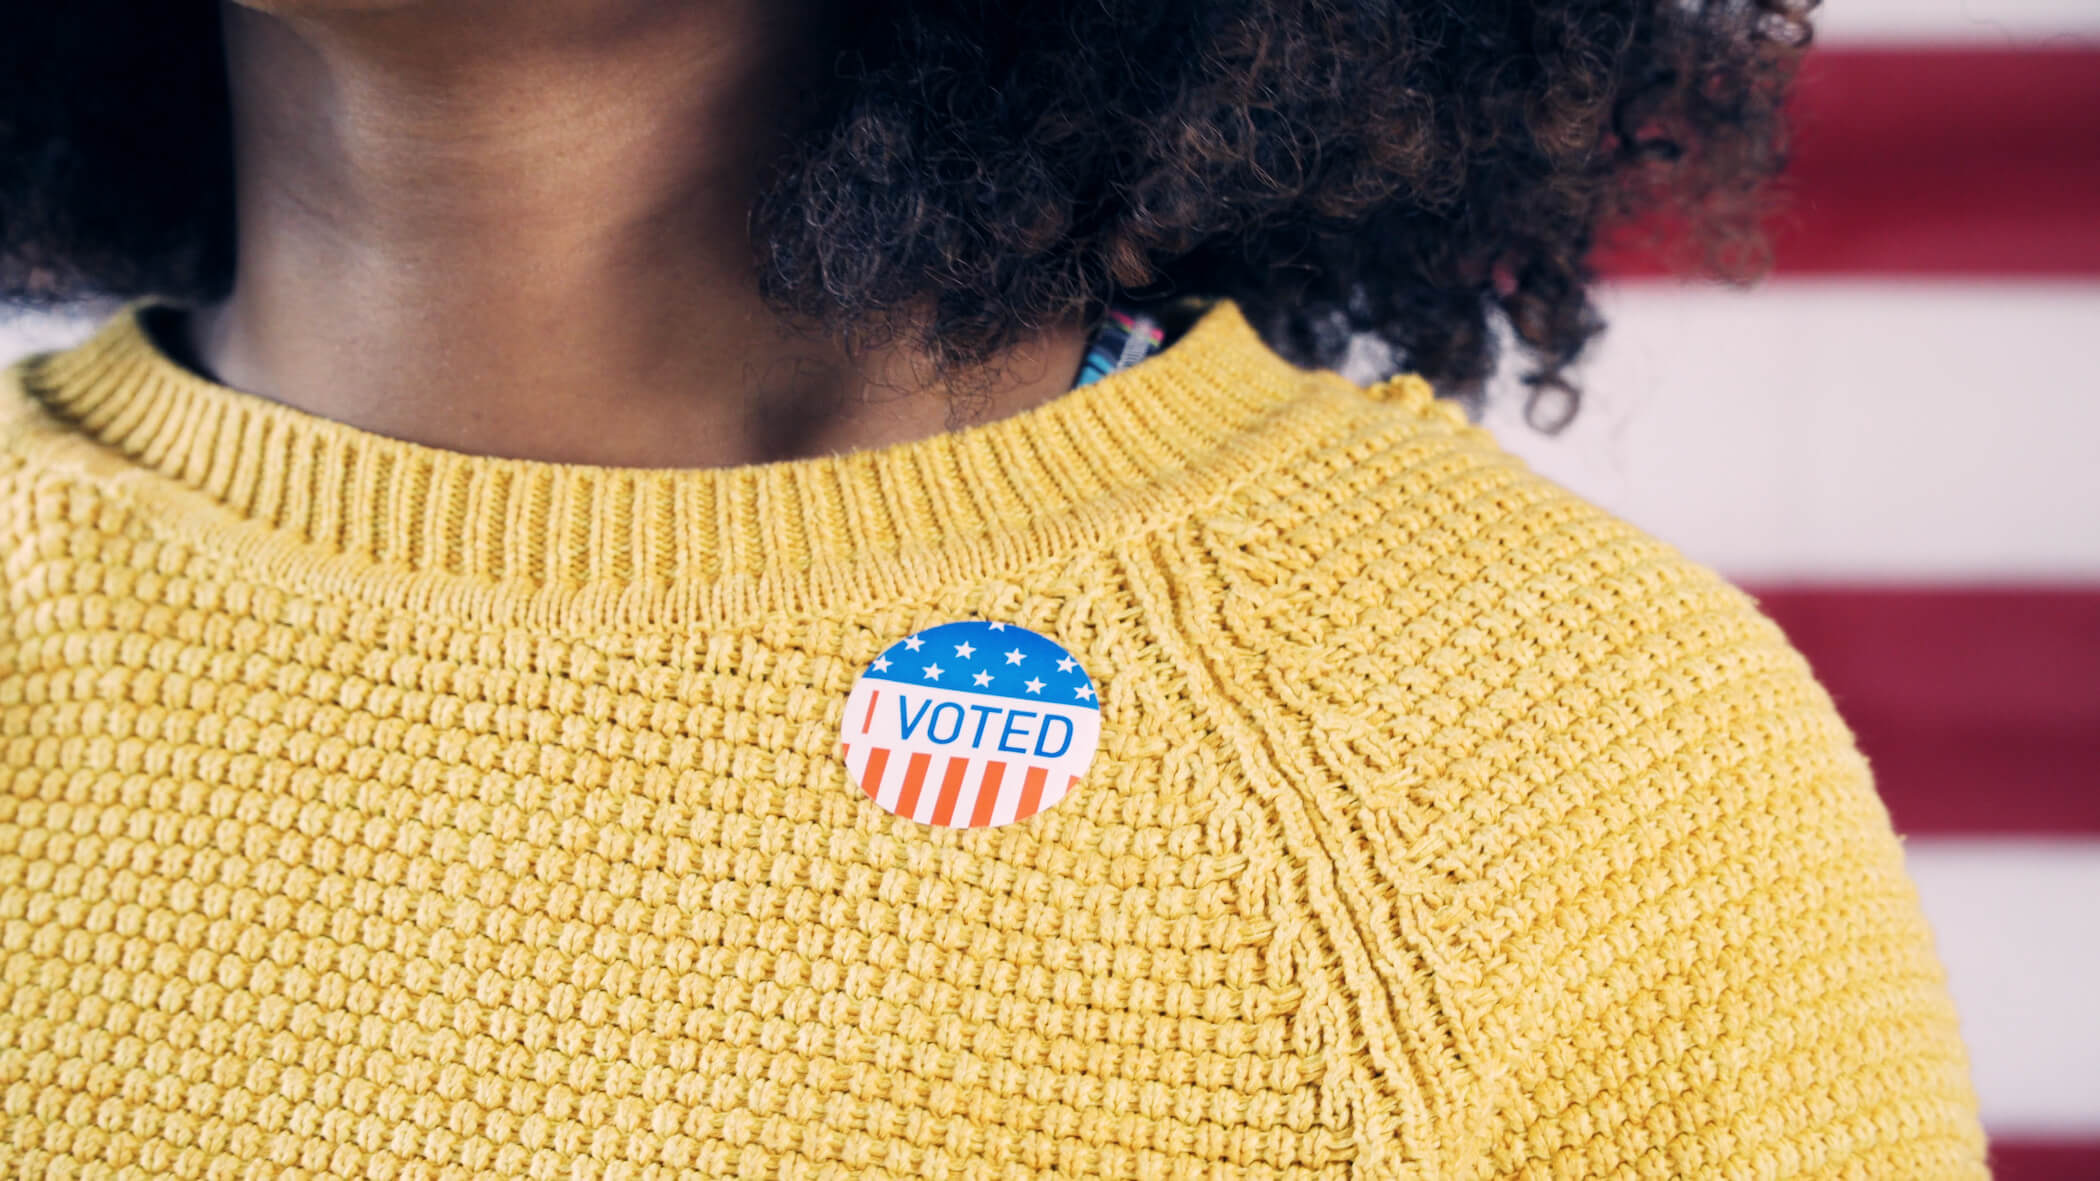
[1599,48,2100,277]
[1748,586,2100,835]
[971,761,1008,828]
[858,746,890,803]
[930,757,972,827]
[1989,1141,2100,1181]
[1015,765,1049,823]
[894,751,933,820]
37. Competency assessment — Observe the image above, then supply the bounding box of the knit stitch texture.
[0,299,1987,1178]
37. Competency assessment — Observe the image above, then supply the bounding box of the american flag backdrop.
[1,2,2093,1172]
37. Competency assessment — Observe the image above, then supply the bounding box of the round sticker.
[840,621,1100,828]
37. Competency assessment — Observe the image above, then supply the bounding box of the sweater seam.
[1111,528,1491,1180]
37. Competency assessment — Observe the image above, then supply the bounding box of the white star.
[872,656,891,672]
[903,636,924,651]
[1004,649,1026,665]
[1056,657,1076,673]
[954,641,976,659]
[923,663,944,681]
[1073,684,1094,700]
[973,670,993,687]
[1024,678,1045,695]
[988,621,1008,631]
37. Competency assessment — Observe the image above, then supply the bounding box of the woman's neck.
[188,0,1088,468]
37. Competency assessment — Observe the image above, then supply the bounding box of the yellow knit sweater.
[0,299,1986,1179]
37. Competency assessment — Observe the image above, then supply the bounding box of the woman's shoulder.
[1163,362,1862,858]
[1167,363,1873,869]
[1192,365,1798,697]
[1183,376,1986,1175]
[1186,367,1850,840]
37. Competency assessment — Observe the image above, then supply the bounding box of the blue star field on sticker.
[863,620,1098,709]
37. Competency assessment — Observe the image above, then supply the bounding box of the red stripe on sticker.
[972,761,1007,828]
[895,752,932,820]
[1750,585,2100,835]
[1015,765,1049,822]
[931,757,971,828]
[859,746,891,803]
[1599,48,2100,277]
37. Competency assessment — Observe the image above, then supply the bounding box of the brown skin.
[182,0,1092,467]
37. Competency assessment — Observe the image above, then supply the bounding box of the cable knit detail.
[0,299,1986,1178]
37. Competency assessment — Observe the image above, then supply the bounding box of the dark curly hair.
[0,1,1812,426]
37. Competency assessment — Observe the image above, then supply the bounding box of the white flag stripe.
[1487,281,2100,582]
[1813,0,2100,45]
[873,747,910,815]
[1905,840,2100,1134]
[2,310,97,367]
[987,766,1023,829]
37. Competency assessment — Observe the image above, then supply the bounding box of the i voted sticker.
[840,621,1100,828]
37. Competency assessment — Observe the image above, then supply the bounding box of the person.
[0,2,1988,1176]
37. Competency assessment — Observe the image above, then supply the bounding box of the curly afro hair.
[0,1,1813,426]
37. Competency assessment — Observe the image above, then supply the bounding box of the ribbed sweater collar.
[12,297,1359,620]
